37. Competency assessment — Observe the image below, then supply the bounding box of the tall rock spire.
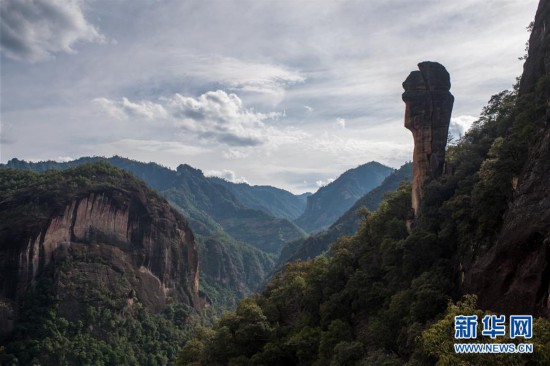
[402,61,454,218]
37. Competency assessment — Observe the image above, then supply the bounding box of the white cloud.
[92,97,168,120]
[94,90,284,147]
[205,169,248,184]
[165,90,273,146]
[217,57,305,96]
[222,148,250,159]
[316,178,334,187]
[336,118,346,128]
[106,139,205,155]
[153,55,305,105]
[304,105,314,112]
[450,115,478,138]
[1,0,105,62]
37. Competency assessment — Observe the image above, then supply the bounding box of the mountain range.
[210,177,311,221]
[3,157,306,310]
[278,162,413,266]
[293,161,393,233]
[2,156,396,313]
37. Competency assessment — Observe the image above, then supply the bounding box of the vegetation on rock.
[0,163,200,365]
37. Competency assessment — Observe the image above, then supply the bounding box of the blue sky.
[0,0,539,193]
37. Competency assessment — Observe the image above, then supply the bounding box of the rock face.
[0,166,201,340]
[402,62,454,217]
[464,0,550,316]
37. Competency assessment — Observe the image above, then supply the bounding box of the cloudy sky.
[0,0,539,193]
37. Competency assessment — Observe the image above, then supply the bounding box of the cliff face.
[464,0,550,316]
[402,62,454,217]
[0,166,200,340]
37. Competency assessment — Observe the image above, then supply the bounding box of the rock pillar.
[402,61,454,218]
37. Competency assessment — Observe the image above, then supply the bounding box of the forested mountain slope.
[278,162,412,267]
[209,177,310,221]
[464,0,550,316]
[294,162,393,233]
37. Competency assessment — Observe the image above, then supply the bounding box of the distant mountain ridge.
[209,177,310,221]
[294,161,394,233]
[279,162,413,266]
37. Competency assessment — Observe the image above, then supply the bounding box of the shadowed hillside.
[294,162,393,233]
[278,162,412,266]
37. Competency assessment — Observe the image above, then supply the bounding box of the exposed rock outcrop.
[402,62,454,218]
[464,0,550,316]
[0,166,201,340]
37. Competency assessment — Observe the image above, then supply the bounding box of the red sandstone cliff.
[0,165,200,340]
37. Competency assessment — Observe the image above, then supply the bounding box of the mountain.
[0,163,200,364]
[209,177,310,220]
[278,162,412,266]
[167,163,306,256]
[3,156,306,309]
[297,192,312,203]
[464,0,550,316]
[293,161,393,233]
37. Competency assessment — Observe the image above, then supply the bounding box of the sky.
[0,0,539,193]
